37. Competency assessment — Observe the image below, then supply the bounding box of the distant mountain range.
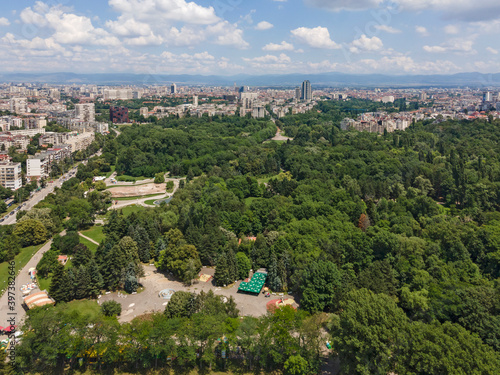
[0,71,499,88]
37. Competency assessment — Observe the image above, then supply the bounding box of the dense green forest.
[11,101,500,374]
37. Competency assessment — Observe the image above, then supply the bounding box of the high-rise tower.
[301,80,312,101]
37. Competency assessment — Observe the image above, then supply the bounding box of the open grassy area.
[244,197,259,206]
[0,243,45,295]
[114,193,165,201]
[38,275,51,291]
[120,205,147,216]
[64,300,101,320]
[79,236,98,253]
[81,225,105,244]
[144,199,157,206]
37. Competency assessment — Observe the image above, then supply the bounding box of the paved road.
[0,173,73,226]
[0,151,103,226]
[0,238,54,332]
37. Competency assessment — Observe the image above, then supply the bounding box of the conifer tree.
[267,252,282,292]
[123,262,138,293]
[134,225,151,263]
[227,248,238,282]
[87,259,103,298]
[153,236,166,261]
[72,243,92,268]
[214,253,231,286]
[49,263,66,303]
[74,266,91,299]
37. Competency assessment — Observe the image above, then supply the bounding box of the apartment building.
[27,145,71,180]
[0,162,22,190]
[39,131,94,152]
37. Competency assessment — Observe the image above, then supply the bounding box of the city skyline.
[0,1,499,76]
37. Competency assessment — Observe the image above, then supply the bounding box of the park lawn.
[114,193,164,201]
[38,275,51,291]
[144,199,157,206]
[120,205,147,216]
[0,243,45,295]
[244,197,258,206]
[79,236,98,253]
[81,226,105,244]
[64,300,101,320]
[263,139,288,144]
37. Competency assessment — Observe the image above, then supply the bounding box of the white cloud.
[19,3,120,46]
[444,24,460,34]
[423,37,476,54]
[486,47,498,54]
[415,26,430,36]
[350,34,383,53]
[0,17,10,26]
[305,0,382,11]
[255,21,273,30]
[106,0,247,48]
[263,41,294,51]
[291,26,340,49]
[374,25,401,33]
[108,0,219,25]
[423,45,447,53]
[243,54,291,64]
[206,21,249,49]
[242,53,293,71]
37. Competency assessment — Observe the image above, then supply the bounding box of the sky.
[0,0,499,76]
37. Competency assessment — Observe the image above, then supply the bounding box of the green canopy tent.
[238,272,267,295]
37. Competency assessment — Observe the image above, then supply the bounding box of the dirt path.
[271,127,293,141]
[78,233,100,245]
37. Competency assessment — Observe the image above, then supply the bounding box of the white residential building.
[75,103,95,122]
[0,162,22,190]
[9,97,28,114]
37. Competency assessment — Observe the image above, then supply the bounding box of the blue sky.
[0,0,499,75]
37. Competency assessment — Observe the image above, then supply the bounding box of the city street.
[0,170,74,226]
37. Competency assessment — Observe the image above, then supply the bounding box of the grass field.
[64,300,101,319]
[0,243,45,295]
[120,205,147,216]
[38,275,51,291]
[79,236,98,253]
[81,226,105,244]
[244,197,259,206]
[144,199,157,206]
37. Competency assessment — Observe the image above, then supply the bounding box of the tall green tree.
[214,253,231,287]
[298,260,343,313]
